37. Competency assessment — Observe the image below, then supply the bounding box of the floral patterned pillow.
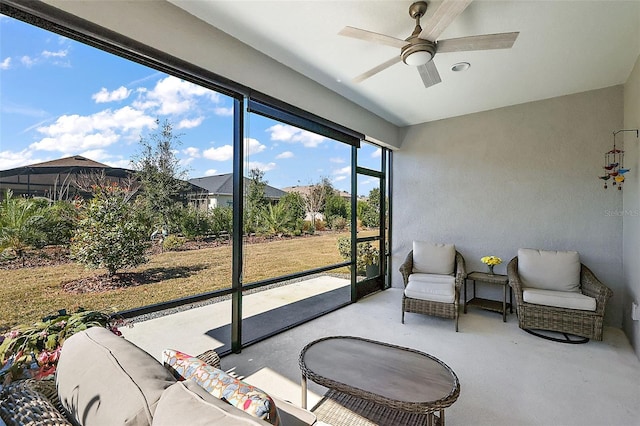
[162,349,279,425]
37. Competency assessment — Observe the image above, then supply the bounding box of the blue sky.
[0,15,381,194]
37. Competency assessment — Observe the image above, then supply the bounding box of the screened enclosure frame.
[1,0,392,355]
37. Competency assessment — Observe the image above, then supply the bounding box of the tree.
[0,190,45,263]
[246,168,269,233]
[133,119,190,233]
[71,183,148,276]
[360,187,380,228]
[304,183,326,230]
[279,192,305,221]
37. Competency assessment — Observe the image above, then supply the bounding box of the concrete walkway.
[121,275,350,361]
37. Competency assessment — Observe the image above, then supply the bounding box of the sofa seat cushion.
[405,275,455,303]
[523,288,596,311]
[162,350,279,425]
[518,248,581,292]
[152,381,269,425]
[56,327,177,426]
[412,241,456,275]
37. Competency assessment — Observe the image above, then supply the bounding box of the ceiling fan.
[338,0,519,88]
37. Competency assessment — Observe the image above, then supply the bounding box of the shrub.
[162,234,186,251]
[331,216,348,231]
[71,183,149,276]
[336,236,379,275]
[179,206,211,239]
[0,190,46,260]
[211,206,233,235]
[314,219,326,231]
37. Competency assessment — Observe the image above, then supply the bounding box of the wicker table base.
[312,389,441,426]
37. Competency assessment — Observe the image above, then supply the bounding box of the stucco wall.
[623,54,640,355]
[393,86,625,326]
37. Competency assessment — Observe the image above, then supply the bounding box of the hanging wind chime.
[599,129,638,190]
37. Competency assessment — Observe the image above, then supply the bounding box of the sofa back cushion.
[412,241,456,275]
[518,248,581,292]
[56,327,176,426]
[152,381,268,425]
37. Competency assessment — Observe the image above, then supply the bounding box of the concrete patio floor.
[123,279,640,425]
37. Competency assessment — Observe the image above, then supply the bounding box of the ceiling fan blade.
[339,26,409,49]
[353,56,402,83]
[419,0,473,42]
[417,61,442,88]
[437,32,519,52]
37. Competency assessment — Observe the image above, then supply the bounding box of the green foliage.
[336,236,379,274]
[246,168,269,232]
[41,200,80,246]
[178,206,211,239]
[325,193,348,228]
[71,183,149,276]
[260,202,296,236]
[162,234,186,251]
[0,190,46,259]
[331,216,348,231]
[279,192,306,222]
[133,118,190,231]
[359,188,381,228]
[210,206,233,235]
[0,309,123,383]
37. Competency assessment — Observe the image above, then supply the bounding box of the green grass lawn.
[0,232,355,332]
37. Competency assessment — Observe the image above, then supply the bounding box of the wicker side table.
[464,271,512,322]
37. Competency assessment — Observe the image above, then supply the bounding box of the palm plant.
[0,190,45,264]
[260,202,295,236]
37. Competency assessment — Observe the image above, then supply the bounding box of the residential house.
[190,173,287,210]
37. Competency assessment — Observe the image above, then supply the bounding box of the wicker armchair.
[508,256,613,341]
[400,249,466,331]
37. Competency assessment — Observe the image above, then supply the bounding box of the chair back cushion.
[518,248,581,292]
[412,241,456,275]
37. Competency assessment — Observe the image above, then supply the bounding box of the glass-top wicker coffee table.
[299,336,460,426]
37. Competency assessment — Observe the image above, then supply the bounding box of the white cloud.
[0,57,11,70]
[276,151,294,159]
[92,86,132,103]
[333,176,347,182]
[0,149,43,170]
[183,147,200,158]
[30,106,156,152]
[203,144,233,161]
[267,124,326,148]
[214,107,233,116]
[177,117,204,129]
[334,166,351,176]
[371,148,381,158]
[247,161,276,172]
[77,149,132,169]
[42,49,68,58]
[20,56,35,67]
[330,157,345,163]
[204,169,218,176]
[245,138,266,155]
[133,76,221,116]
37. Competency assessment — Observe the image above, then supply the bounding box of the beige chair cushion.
[405,274,455,303]
[523,288,596,311]
[152,381,269,425]
[518,248,581,292]
[56,327,177,426]
[412,241,455,275]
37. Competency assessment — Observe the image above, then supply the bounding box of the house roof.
[189,174,287,199]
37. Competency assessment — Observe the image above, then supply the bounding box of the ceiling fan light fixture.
[404,50,432,66]
[401,41,435,66]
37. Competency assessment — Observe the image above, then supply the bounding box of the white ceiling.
[170,0,639,127]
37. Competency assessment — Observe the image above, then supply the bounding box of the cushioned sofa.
[0,327,316,426]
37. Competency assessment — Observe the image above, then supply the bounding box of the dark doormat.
[206,285,351,354]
